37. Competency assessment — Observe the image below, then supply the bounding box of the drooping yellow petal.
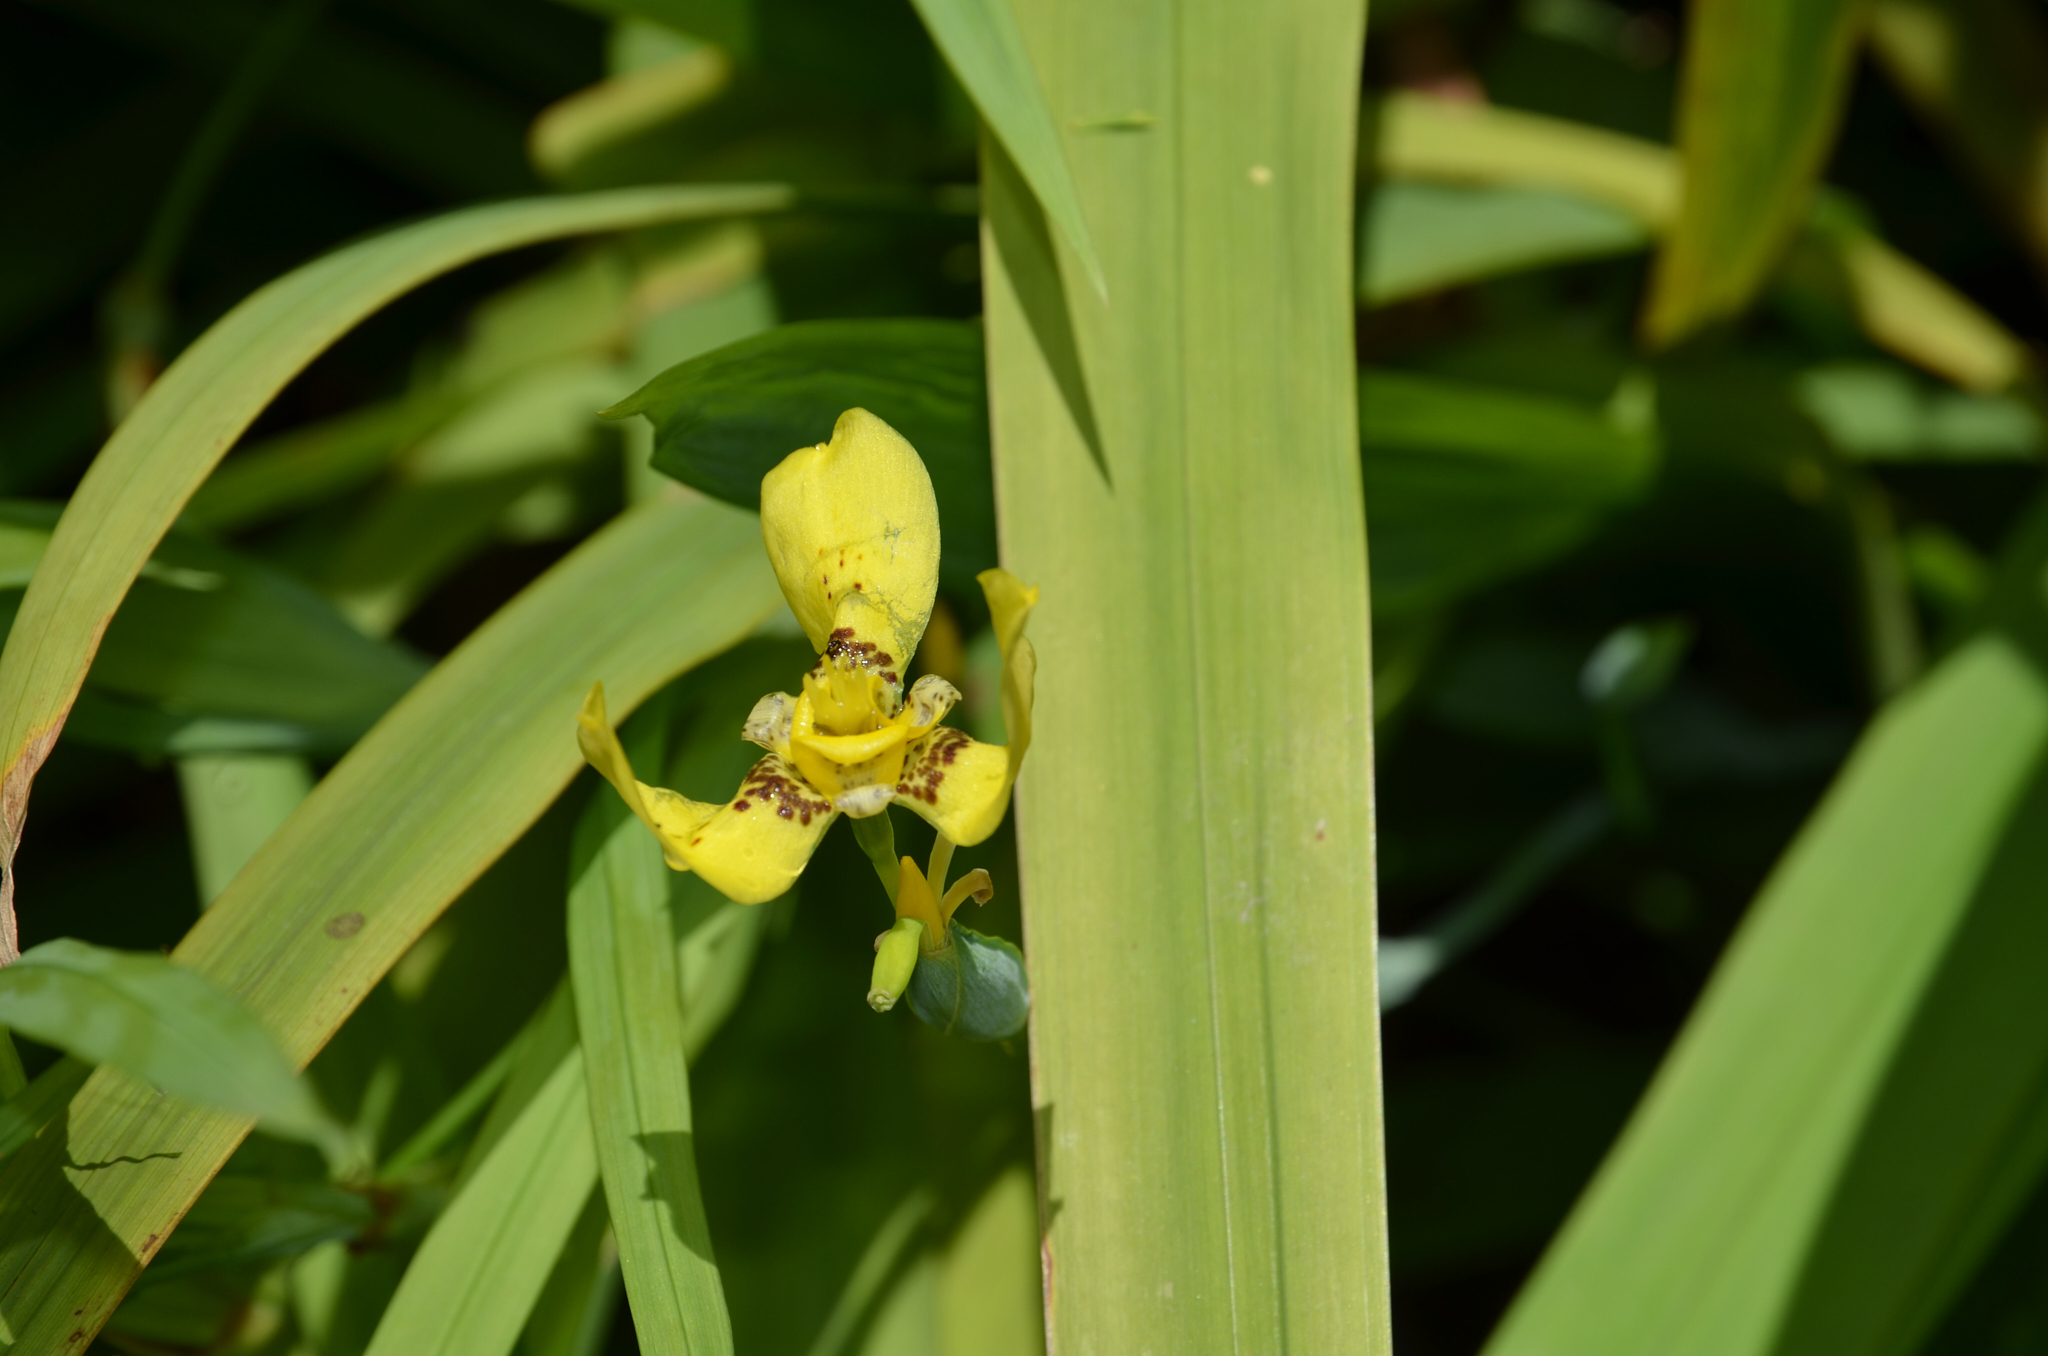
[759,408,940,673]
[577,683,834,904]
[577,682,721,848]
[664,754,838,903]
[891,569,1038,845]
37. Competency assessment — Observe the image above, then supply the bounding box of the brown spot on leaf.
[325,913,365,939]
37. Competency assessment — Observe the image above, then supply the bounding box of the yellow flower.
[577,407,1038,910]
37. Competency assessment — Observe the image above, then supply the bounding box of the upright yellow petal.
[759,408,940,673]
[890,569,1038,846]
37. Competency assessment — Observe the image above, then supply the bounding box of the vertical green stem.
[848,811,901,902]
[175,753,315,907]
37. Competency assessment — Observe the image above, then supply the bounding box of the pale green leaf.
[1643,0,1865,342]
[1796,362,2043,462]
[1361,180,1648,304]
[0,494,784,1351]
[980,0,1390,1348]
[1486,504,2048,1356]
[364,1048,601,1356]
[1376,93,2030,391]
[567,719,734,1355]
[0,939,347,1160]
[0,182,789,964]
[907,0,1105,297]
[176,753,315,907]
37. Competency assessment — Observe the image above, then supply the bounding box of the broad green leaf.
[0,495,784,1351]
[980,0,1390,1349]
[906,0,1105,297]
[0,181,789,964]
[0,939,347,1161]
[1374,95,2028,391]
[1642,0,1865,343]
[608,319,996,590]
[1485,502,2048,1356]
[1360,370,1657,618]
[1869,0,2048,276]
[1361,181,1648,304]
[364,1048,601,1356]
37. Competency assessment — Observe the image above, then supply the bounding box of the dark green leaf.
[609,319,997,591]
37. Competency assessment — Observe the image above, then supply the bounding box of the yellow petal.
[893,855,947,954]
[576,682,720,847]
[665,754,838,904]
[759,408,940,671]
[981,566,1038,774]
[793,724,911,766]
[891,569,1038,845]
[578,684,832,904]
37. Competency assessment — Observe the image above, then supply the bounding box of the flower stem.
[849,812,900,902]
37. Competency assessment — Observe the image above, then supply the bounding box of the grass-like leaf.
[0,182,789,963]
[363,1046,600,1356]
[1641,0,1865,342]
[1486,500,2048,1354]
[0,495,783,1351]
[908,0,1104,297]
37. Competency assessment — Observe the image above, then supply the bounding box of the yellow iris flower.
[576,407,1038,928]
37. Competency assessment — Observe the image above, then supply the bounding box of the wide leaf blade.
[980,0,1392,1348]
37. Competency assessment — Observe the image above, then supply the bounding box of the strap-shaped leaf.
[1486,499,2048,1355]
[0,494,784,1352]
[363,1048,600,1356]
[980,0,1391,1346]
[906,0,1105,297]
[1641,0,1865,342]
[0,182,790,964]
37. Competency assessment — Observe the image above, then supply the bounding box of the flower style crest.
[577,407,1037,907]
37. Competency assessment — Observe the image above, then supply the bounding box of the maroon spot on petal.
[733,799,750,812]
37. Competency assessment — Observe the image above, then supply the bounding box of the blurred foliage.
[1,0,2046,1350]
